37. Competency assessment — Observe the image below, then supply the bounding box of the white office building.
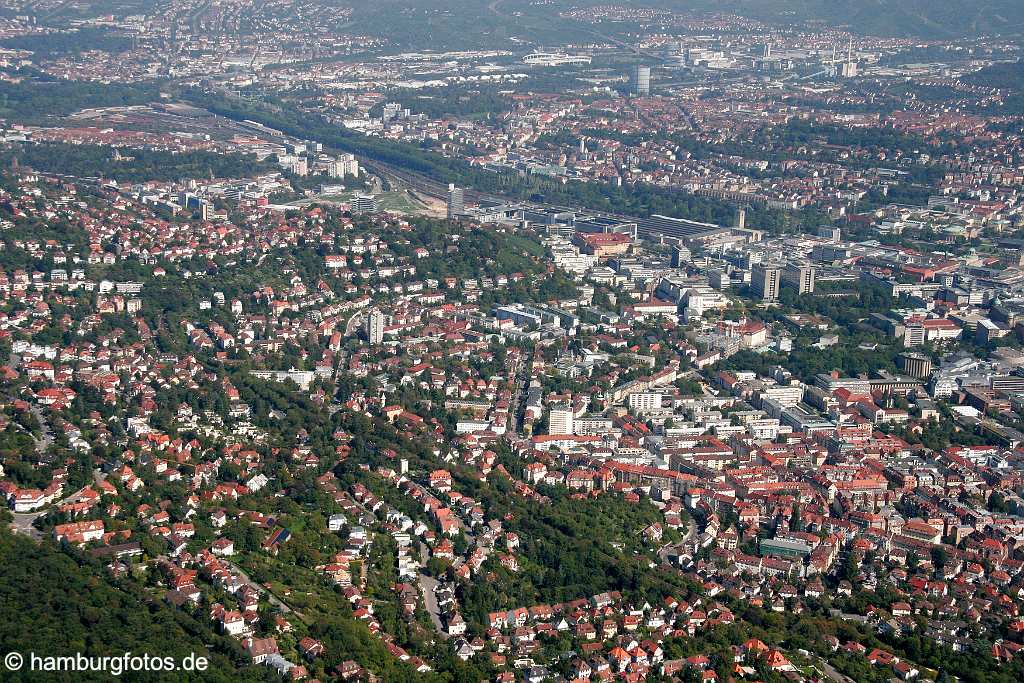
[548,404,574,435]
[365,309,385,345]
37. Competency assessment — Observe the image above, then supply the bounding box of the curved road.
[226,560,307,622]
[10,474,102,540]
[417,541,448,639]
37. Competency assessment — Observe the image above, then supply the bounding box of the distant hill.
[500,0,1024,40]
[968,60,1024,90]
[723,0,1024,39]
[28,1,1024,50]
[345,0,596,50]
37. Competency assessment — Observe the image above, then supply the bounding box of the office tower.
[365,309,385,345]
[628,392,662,414]
[328,154,359,178]
[341,153,359,176]
[751,264,780,302]
[903,324,926,347]
[633,65,651,97]
[898,353,933,379]
[671,245,691,268]
[280,155,307,176]
[782,263,816,294]
[351,194,379,214]
[743,251,764,269]
[447,184,464,219]
[818,225,841,242]
[840,38,858,78]
[548,404,574,435]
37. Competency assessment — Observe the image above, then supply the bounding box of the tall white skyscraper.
[447,184,464,219]
[365,309,385,345]
[633,65,651,96]
[328,154,360,178]
[548,404,574,435]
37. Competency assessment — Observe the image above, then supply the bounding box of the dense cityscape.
[3,1,1024,682]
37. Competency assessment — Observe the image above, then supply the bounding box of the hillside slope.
[0,530,266,682]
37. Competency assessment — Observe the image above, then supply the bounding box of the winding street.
[658,515,698,564]
[813,657,855,683]
[226,560,307,622]
[7,348,56,456]
[10,474,103,540]
[10,510,44,539]
[344,311,364,338]
[416,541,448,639]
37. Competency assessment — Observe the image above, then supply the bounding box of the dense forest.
[0,27,132,58]
[0,78,162,125]
[0,529,270,682]
[0,143,274,182]
[371,85,513,119]
[966,60,1024,91]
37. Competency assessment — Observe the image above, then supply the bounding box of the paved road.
[683,515,697,542]
[9,475,101,540]
[418,573,446,637]
[30,404,55,454]
[829,608,869,624]
[10,511,43,539]
[416,542,448,639]
[345,479,449,640]
[510,358,532,433]
[226,560,306,622]
[6,349,55,456]
[333,310,363,387]
[344,311,363,338]
[815,658,854,683]
[658,515,698,563]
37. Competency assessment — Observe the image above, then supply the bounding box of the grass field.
[288,189,428,214]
